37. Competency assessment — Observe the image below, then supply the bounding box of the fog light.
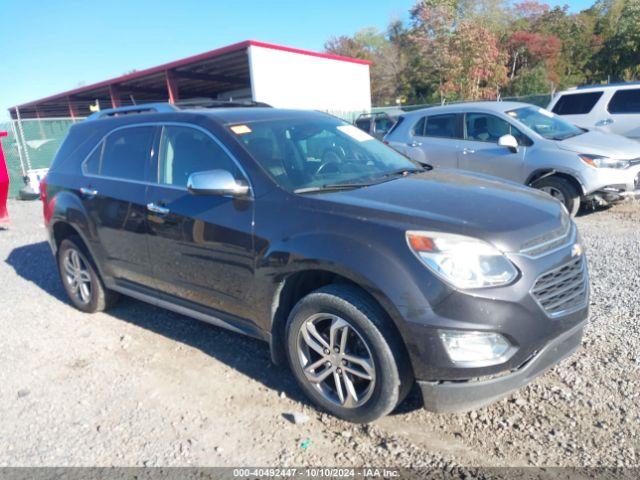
[439,331,513,366]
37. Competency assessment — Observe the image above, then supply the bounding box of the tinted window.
[552,92,603,115]
[355,118,371,132]
[412,117,426,136]
[374,116,394,134]
[608,88,640,114]
[424,114,459,138]
[83,142,103,175]
[158,126,238,187]
[101,127,155,181]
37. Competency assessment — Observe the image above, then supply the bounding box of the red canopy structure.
[0,131,9,224]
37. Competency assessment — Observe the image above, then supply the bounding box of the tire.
[533,176,581,217]
[285,284,412,423]
[57,236,119,313]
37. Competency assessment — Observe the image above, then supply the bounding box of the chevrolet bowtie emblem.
[571,243,583,257]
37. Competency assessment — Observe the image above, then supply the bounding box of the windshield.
[506,106,584,141]
[231,116,421,193]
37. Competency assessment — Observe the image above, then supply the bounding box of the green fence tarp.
[0,118,77,198]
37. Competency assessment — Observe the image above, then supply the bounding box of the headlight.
[406,231,518,289]
[579,154,630,169]
[439,330,513,366]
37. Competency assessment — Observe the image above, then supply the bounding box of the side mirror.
[187,169,250,197]
[498,134,519,153]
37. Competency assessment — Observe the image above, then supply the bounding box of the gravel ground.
[0,199,638,469]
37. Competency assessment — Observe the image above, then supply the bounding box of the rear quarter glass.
[49,123,113,175]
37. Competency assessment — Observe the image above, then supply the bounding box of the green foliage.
[325,0,640,105]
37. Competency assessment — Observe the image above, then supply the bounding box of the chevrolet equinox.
[41,102,589,422]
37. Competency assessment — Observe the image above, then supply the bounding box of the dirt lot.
[0,199,638,468]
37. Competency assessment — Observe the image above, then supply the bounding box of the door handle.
[146,202,170,215]
[462,148,475,155]
[595,118,614,126]
[408,141,422,147]
[79,187,98,198]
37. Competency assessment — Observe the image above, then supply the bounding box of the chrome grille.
[532,256,588,316]
[519,216,571,258]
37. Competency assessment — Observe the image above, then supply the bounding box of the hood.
[311,170,567,254]
[555,130,640,159]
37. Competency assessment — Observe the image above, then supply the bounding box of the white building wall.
[247,45,371,113]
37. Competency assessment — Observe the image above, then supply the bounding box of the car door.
[457,112,527,182]
[406,113,462,168]
[80,125,156,284]
[144,124,255,319]
[607,88,640,140]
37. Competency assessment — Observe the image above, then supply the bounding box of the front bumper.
[417,319,585,413]
[582,164,640,197]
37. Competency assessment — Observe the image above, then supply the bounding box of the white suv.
[548,83,640,140]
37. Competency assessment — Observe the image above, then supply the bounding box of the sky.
[0,0,594,121]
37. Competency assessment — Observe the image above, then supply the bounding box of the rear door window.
[552,92,603,115]
[608,88,640,114]
[423,114,461,139]
[101,126,155,181]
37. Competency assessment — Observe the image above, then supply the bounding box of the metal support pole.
[14,106,32,172]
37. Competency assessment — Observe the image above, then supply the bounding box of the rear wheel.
[533,176,581,217]
[285,284,412,423]
[57,236,119,313]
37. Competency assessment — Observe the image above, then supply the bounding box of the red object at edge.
[0,131,9,224]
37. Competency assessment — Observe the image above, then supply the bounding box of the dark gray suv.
[41,102,589,422]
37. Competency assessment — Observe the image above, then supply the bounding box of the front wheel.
[533,176,581,217]
[285,285,411,423]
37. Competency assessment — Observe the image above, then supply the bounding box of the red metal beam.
[165,70,179,104]
[67,97,80,120]
[109,84,122,108]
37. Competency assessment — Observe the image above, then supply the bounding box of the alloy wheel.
[297,313,375,408]
[540,186,567,205]
[62,248,92,305]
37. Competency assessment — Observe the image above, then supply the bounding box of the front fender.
[258,230,451,339]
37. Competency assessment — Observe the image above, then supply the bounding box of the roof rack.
[86,103,177,121]
[174,98,271,109]
[86,98,271,121]
[577,81,640,90]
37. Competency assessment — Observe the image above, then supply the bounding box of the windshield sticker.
[230,125,252,135]
[337,125,374,142]
[537,108,554,118]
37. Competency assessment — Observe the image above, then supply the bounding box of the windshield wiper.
[294,168,427,194]
[294,182,374,194]
[382,167,426,178]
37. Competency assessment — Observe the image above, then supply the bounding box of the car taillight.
[39,177,47,203]
[40,176,54,226]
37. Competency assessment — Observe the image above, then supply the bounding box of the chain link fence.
[0,118,79,198]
